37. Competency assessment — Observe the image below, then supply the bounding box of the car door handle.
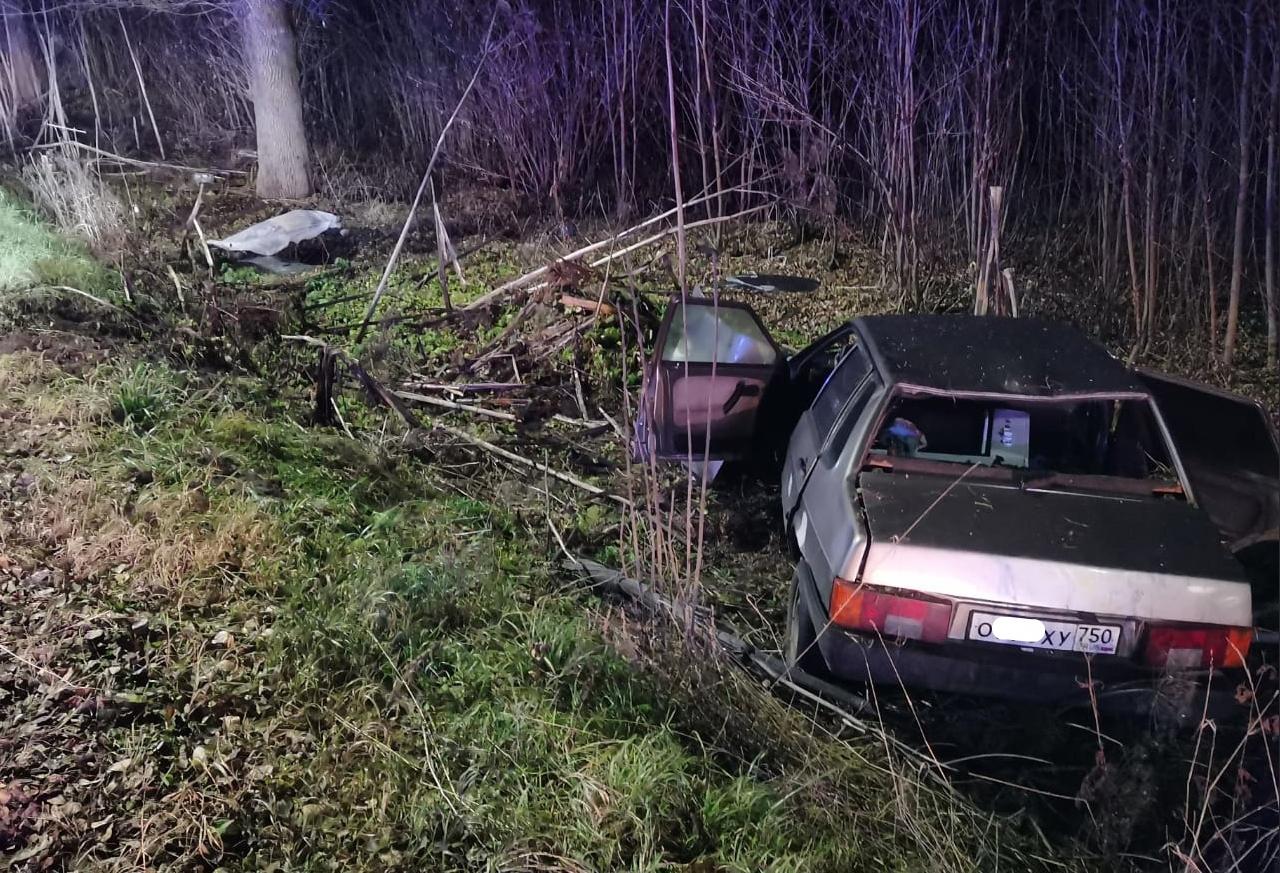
[721,381,762,414]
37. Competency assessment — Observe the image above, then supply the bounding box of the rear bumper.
[795,561,1242,718]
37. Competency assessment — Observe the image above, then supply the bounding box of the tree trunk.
[242,0,311,200]
[1222,0,1254,368]
[1,0,41,110]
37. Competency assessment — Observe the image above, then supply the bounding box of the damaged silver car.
[638,298,1279,708]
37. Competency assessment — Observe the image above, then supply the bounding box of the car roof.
[853,315,1147,397]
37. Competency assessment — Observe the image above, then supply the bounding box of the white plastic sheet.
[209,210,342,256]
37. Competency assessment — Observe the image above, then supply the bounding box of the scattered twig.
[393,390,518,422]
[191,219,214,270]
[284,333,420,429]
[566,556,870,717]
[0,641,82,692]
[462,190,770,312]
[436,423,629,507]
[116,9,164,160]
[350,361,422,428]
[21,284,127,314]
[185,182,205,227]
[28,140,241,176]
[560,294,616,317]
[398,380,523,395]
[165,265,185,310]
[185,184,214,270]
[572,366,589,421]
[551,413,610,430]
[331,398,356,440]
[283,336,623,505]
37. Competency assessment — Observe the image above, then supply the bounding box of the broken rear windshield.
[865,393,1181,494]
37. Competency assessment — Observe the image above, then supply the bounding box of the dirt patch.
[0,331,115,374]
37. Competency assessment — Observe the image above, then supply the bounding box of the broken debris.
[209,210,343,257]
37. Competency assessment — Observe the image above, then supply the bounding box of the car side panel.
[791,378,890,611]
[781,412,821,520]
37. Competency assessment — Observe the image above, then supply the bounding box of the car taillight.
[829,577,952,644]
[1143,625,1252,670]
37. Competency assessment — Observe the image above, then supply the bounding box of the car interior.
[867,394,1180,488]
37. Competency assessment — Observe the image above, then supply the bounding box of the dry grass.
[1,353,271,599]
[19,154,128,257]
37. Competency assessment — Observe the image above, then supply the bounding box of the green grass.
[0,209,1064,870]
[301,245,526,365]
[303,246,523,326]
[0,185,113,292]
[0,351,1061,872]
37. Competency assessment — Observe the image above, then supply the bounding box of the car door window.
[822,375,878,462]
[661,303,777,366]
[1140,371,1279,544]
[1142,375,1278,479]
[810,345,871,435]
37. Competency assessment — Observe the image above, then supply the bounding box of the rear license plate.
[968,611,1120,655]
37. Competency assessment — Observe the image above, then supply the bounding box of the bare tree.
[241,0,310,199]
[663,0,686,291]
[17,0,1278,383]
[1,0,41,118]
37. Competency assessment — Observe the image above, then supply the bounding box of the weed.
[110,362,184,430]
[218,262,264,286]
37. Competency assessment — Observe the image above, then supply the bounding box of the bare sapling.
[973,186,1004,315]
[1264,43,1278,369]
[1222,0,1255,368]
[115,9,163,159]
[1,0,40,143]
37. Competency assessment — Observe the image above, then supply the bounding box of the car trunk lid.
[855,469,1251,627]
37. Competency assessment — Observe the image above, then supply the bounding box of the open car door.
[1141,370,1279,556]
[637,299,783,463]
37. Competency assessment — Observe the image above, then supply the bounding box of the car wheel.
[783,567,824,676]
